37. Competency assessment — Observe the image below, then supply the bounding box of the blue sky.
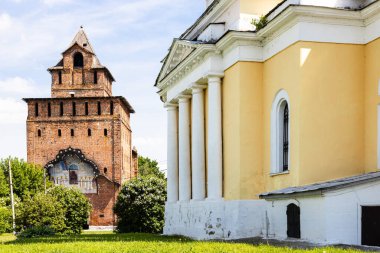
[0,0,205,172]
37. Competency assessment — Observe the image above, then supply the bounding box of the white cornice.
[157,1,380,100]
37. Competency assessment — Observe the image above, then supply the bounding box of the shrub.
[47,186,91,234]
[17,225,55,238]
[252,15,268,31]
[16,192,66,233]
[114,176,167,233]
[0,206,12,234]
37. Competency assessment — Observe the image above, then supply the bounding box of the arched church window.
[271,90,290,173]
[73,52,84,68]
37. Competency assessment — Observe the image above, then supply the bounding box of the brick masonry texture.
[24,31,137,226]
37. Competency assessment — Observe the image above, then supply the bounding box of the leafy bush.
[114,176,167,233]
[17,226,55,238]
[0,206,12,234]
[138,156,165,179]
[252,15,268,31]
[0,158,50,200]
[47,186,91,234]
[16,192,66,233]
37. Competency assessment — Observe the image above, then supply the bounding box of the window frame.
[270,89,291,175]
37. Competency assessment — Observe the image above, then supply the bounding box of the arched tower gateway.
[23,27,138,228]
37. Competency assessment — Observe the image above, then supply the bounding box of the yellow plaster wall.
[364,38,380,172]
[223,62,263,200]
[240,0,283,15]
[298,42,365,185]
[222,41,367,199]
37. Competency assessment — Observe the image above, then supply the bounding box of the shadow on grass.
[5,233,194,245]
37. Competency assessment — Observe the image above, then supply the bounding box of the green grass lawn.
[0,231,372,253]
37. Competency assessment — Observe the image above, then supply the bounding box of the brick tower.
[23,27,137,227]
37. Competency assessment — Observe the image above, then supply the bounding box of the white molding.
[271,89,290,174]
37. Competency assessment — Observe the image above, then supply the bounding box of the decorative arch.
[44,147,99,175]
[73,52,84,68]
[271,89,290,174]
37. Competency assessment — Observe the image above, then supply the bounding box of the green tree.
[114,176,167,233]
[47,186,91,234]
[0,157,49,200]
[16,192,66,233]
[0,169,8,197]
[138,156,165,179]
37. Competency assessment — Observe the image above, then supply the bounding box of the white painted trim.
[271,89,290,174]
[378,105,380,170]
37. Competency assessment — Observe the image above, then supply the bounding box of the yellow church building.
[155,0,380,246]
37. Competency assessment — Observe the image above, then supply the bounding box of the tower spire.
[70,26,95,54]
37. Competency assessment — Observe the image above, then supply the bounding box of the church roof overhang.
[23,96,135,113]
[259,171,380,199]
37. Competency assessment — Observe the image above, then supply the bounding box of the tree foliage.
[114,176,167,233]
[47,186,91,234]
[0,157,49,200]
[138,156,165,179]
[252,15,268,31]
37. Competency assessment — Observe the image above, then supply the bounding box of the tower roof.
[65,26,95,54]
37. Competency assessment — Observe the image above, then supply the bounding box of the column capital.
[164,102,178,110]
[178,95,191,103]
[206,72,224,81]
[191,84,207,94]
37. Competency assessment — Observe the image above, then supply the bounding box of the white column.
[207,76,223,200]
[166,104,179,203]
[178,97,191,201]
[191,86,206,200]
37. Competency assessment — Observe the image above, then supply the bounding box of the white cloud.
[41,0,73,6]
[0,13,12,32]
[0,77,36,94]
[0,98,27,124]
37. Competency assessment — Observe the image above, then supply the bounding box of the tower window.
[58,129,62,137]
[37,129,41,137]
[60,102,64,116]
[73,52,84,68]
[97,101,101,115]
[88,129,91,136]
[58,71,62,84]
[104,168,108,174]
[71,129,74,137]
[271,90,290,174]
[85,102,89,116]
[94,71,98,84]
[104,129,108,136]
[72,102,76,116]
[48,103,51,117]
[110,101,114,115]
[35,103,39,117]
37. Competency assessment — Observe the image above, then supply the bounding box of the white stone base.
[88,226,115,231]
[164,199,266,240]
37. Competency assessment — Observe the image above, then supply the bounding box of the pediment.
[158,40,198,83]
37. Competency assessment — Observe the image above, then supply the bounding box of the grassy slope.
[0,232,370,253]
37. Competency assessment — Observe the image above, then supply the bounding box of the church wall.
[223,62,264,200]
[364,38,380,172]
[297,41,365,185]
